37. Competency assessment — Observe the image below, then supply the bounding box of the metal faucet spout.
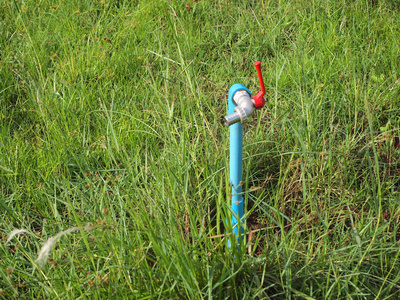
[223,90,254,126]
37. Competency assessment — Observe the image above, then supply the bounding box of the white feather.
[35,225,95,267]
[6,229,31,244]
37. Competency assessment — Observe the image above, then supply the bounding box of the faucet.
[223,61,266,126]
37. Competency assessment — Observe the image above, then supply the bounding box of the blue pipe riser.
[228,84,251,249]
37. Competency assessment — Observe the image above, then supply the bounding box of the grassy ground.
[1,0,400,298]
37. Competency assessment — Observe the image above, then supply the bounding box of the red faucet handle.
[253,61,266,109]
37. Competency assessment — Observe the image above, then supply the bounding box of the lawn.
[1,0,400,298]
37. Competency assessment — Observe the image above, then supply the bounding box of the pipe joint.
[223,90,254,126]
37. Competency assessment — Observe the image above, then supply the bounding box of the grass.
[1,0,400,298]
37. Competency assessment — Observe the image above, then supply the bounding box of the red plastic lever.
[253,61,265,109]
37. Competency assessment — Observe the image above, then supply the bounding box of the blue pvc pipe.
[228,84,251,251]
